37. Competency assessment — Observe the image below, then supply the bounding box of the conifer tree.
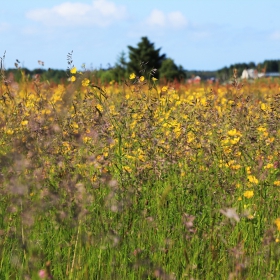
[127,37,166,78]
[160,58,186,82]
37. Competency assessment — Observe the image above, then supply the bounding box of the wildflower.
[139,76,145,82]
[70,67,77,74]
[96,104,104,112]
[70,76,76,82]
[273,180,280,186]
[129,73,136,79]
[247,175,259,184]
[161,86,168,92]
[275,218,280,231]
[21,120,28,126]
[227,128,241,137]
[72,122,79,129]
[6,128,14,135]
[82,78,90,87]
[123,166,132,173]
[264,163,274,169]
[243,190,254,199]
[152,77,157,81]
[38,269,47,279]
[83,136,91,143]
[260,102,268,111]
[236,183,241,189]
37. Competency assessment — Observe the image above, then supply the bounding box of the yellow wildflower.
[247,175,259,184]
[243,190,254,199]
[82,78,90,87]
[227,128,241,137]
[21,120,28,126]
[273,180,280,186]
[264,163,274,169]
[260,103,268,111]
[275,218,280,231]
[161,86,168,92]
[70,67,77,74]
[129,73,136,79]
[139,76,145,82]
[70,76,76,82]
[6,128,14,135]
[96,104,104,112]
[72,122,79,129]
[152,77,157,81]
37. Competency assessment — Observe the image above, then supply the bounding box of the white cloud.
[26,0,127,27]
[146,9,166,27]
[167,12,188,28]
[270,31,280,40]
[146,9,188,29]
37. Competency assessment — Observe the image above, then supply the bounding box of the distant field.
[0,70,280,279]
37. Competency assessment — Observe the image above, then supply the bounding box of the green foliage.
[6,68,68,84]
[127,37,166,78]
[262,59,280,72]
[160,58,186,82]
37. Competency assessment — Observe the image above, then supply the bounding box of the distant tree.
[159,58,186,82]
[111,51,128,82]
[127,37,166,78]
[263,60,279,72]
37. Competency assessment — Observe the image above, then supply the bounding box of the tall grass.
[0,63,280,279]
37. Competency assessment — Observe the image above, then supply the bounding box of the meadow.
[0,66,280,279]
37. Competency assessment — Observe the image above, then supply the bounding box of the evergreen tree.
[160,58,186,82]
[127,37,166,78]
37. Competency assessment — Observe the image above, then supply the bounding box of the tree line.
[3,37,280,84]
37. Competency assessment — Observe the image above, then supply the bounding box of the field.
[0,68,280,279]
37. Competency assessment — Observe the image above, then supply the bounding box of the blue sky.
[1,0,280,71]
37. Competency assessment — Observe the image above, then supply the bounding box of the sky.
[1,0,280,71]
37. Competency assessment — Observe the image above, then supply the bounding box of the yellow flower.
[129,73,136,79]
[243,190,254,199]
[82,78,90,87]
[260,103,268,111]
[273,180,280,186]
[139,76,145,82]
[70,76,76,82]
[227,128,241,137]
[72,122,79,129]
[96,104,104,112]
[152,77,157,81]
[21,120,28,126]
[6,128,14,135]
[161,86,168,92]
[264,163,274,169]
[247,175,259,184]
[275,218,280,231]
[70,67,77,74]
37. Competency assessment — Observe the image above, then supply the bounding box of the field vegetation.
[0,51,280,279]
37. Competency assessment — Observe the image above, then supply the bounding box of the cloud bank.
[26,0,127,27]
